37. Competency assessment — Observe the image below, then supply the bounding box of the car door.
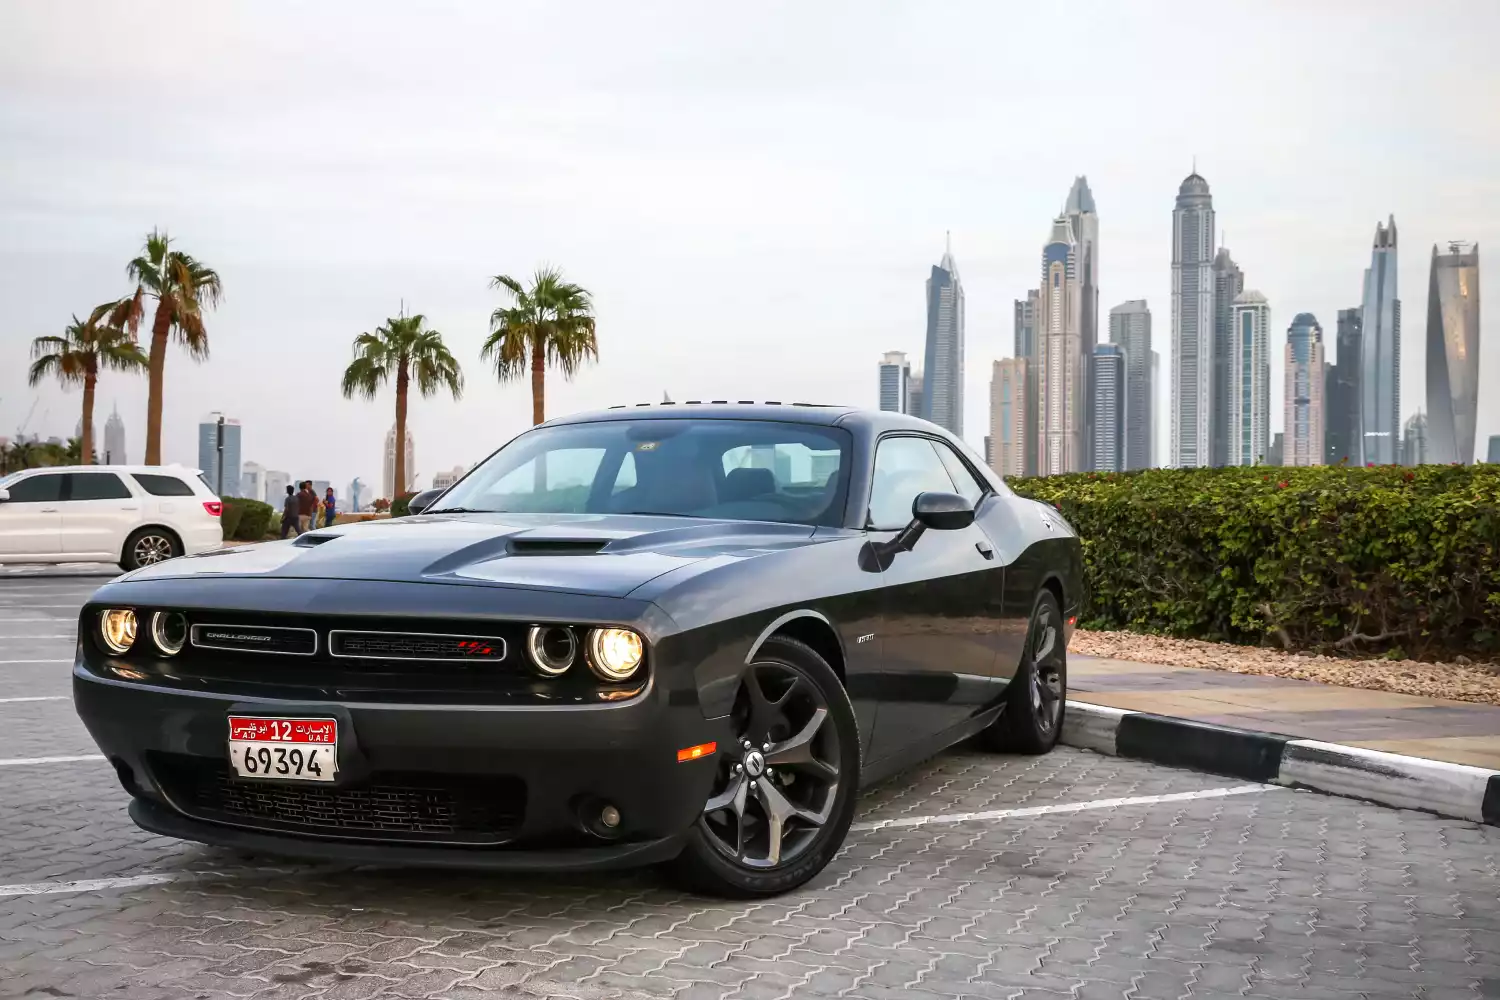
[865,435,1003,762]
[60,472,139,559]
[0,472,65,557]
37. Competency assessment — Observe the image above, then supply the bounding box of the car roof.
[542,402,942,436]
[7,464,203,476]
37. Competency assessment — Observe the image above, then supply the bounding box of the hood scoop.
[293,532,340,547]
[507,538,609,556]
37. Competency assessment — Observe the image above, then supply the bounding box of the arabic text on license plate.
[227,716,338,782]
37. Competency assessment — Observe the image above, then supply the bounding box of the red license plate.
[227,716,338,781]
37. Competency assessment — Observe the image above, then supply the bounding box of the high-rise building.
[384,423,416,499]
[1487,435,1500,464]
[907,373,924,420]
[1038,215,1084,474]
[1064,178,1100,465]
[877,352,911,414]
[1360,217,1401,465]
[1268,432,1284,468]
[1284,313,1325,467]
[1210,247,1245,467]
[919,237,964,435]
[1108,300,1153,470]
[1150,351,1160,467]
[1402,411,1429,467]
[1091,344,1125,473]
[239,461,265,501]
[196,413,242,495]
[1426,241,1481,465]
[1325,308,1363,465]
[989,358,1029,478]
[264,470,291,505]
[1014,289,1040,475]
[1228,291,1271,466]
[103,404,126,465]
[1171,171,1216,468]
[432,466,466,490]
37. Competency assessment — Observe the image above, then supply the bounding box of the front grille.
[149,753,526,845]
[191,624,317,656]
[330,630,508,662]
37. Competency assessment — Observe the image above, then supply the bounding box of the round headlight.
[99,609,137,654]
[150,611,188,656]
[526,625,577,677]
[587,627,644,681]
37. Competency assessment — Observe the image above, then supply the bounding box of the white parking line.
[0,635,75,640]
[0,695,68,704]
[0,618,74,622]
[849,784,1278,832]
[0,754,103,767]
[0,659,73,665]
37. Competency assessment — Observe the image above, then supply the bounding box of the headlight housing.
[586,627,644,681]
[99,609,137,654]
[150,611,188,656]
[526,625,577,676]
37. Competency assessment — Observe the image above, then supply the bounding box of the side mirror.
[0,487,9,502]
[912,491,975,531]
[405,488,444,516]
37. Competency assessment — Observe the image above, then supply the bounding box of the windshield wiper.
[618,510,708,519]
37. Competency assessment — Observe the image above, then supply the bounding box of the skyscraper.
[240,461,265,501]
[1108,300,1153,471]
[1268,432,1284,468]
[877,352,911,413]
[1091,344,1125,473]
[989,358,1028,478]
[1325,308,1362,465]
[1064,178,1099,465]
[1284,313,1325,467]
[919,237,964,435]
[1210,247,1245,467]
[1014,289,1040,475]
[1171,172,1216,468]
[1229,291,1271,466]
[1150,351,1160,467]
[1038,215,1084,474]
[384,423,416,499]
[1487,436,1500,464]
[1360,217,1401,465]
[1402,411,1429,467]
[906,373,924,420]
[103,404,126,465]
[1425,241,1481,464]
[264,470,291,504]
[196,413,242,495]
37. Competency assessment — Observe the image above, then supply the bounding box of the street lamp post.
[216,415,225,495]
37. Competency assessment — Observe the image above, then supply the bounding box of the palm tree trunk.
[144,302,171,465]
[530,337,546,425]
[394,356,409,499]
[80,371,96,466]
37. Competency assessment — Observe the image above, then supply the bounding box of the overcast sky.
[3,1,1497,491]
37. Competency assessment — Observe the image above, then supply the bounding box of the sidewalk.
[1071,654,1500,771]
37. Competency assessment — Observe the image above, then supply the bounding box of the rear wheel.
[670,636,859,898]
[120,528,180,572]
[984,589,1066,754]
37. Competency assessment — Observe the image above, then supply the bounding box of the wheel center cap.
[743,750,766,778]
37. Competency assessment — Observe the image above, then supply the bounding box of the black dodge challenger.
[74,403,1081,897]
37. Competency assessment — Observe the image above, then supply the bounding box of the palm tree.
[28,305,148,465]
[107,229,223,464]
[340,314,463,499]
[482,267,598,425]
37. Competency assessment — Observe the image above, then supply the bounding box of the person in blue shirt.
[322,487,337,527]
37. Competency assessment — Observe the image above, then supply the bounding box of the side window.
[5,474,64,503]
[132,473,196,497]
[868,437,957,530]
[933,442,986,507]
[66,473,132,501]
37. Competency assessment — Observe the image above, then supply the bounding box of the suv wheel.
[121,528,180,571]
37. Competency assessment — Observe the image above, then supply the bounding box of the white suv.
[0,465,224,571]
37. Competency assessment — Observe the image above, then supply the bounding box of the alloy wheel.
[1029,603,1064,736]
[133,535,174,566]
[699,662,841,869]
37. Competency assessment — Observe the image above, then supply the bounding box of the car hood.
[121,513,827,598]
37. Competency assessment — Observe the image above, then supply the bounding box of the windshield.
[434,418,852,527]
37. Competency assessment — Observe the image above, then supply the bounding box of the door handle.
[975,540,995,560]
[40,508,59,513]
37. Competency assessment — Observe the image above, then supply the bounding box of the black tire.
[669,636,860,898]
[984,588,1066,754]
[120,527,181,572]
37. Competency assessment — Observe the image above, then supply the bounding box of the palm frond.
[341,354,389,400]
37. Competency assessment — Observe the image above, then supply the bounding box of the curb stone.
[1062,700,1500,826]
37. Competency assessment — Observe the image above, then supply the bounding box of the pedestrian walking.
[323,486,337,528]
[279,484,301,538]
[296,481,317,534]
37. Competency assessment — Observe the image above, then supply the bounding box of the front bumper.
[74,663,728,871]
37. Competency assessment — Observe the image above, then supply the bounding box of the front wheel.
[669,636,859,898]
[983,589,1066,754]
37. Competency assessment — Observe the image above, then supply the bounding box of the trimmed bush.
[219,500,244,540]
[389,492,416,518]
[1010,464,1500,659]
[221,497,276,542]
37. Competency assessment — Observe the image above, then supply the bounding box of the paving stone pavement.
[3,580,1500,999]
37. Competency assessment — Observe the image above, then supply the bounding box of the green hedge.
[389,492,416,518]
[1010,464,1500,659]
[221,497,277,542]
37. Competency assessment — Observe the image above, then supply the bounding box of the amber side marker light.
[677,742,717,763]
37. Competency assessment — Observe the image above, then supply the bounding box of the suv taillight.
[203,501,222,517]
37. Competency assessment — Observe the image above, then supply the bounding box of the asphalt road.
[2,574,1498,1000]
